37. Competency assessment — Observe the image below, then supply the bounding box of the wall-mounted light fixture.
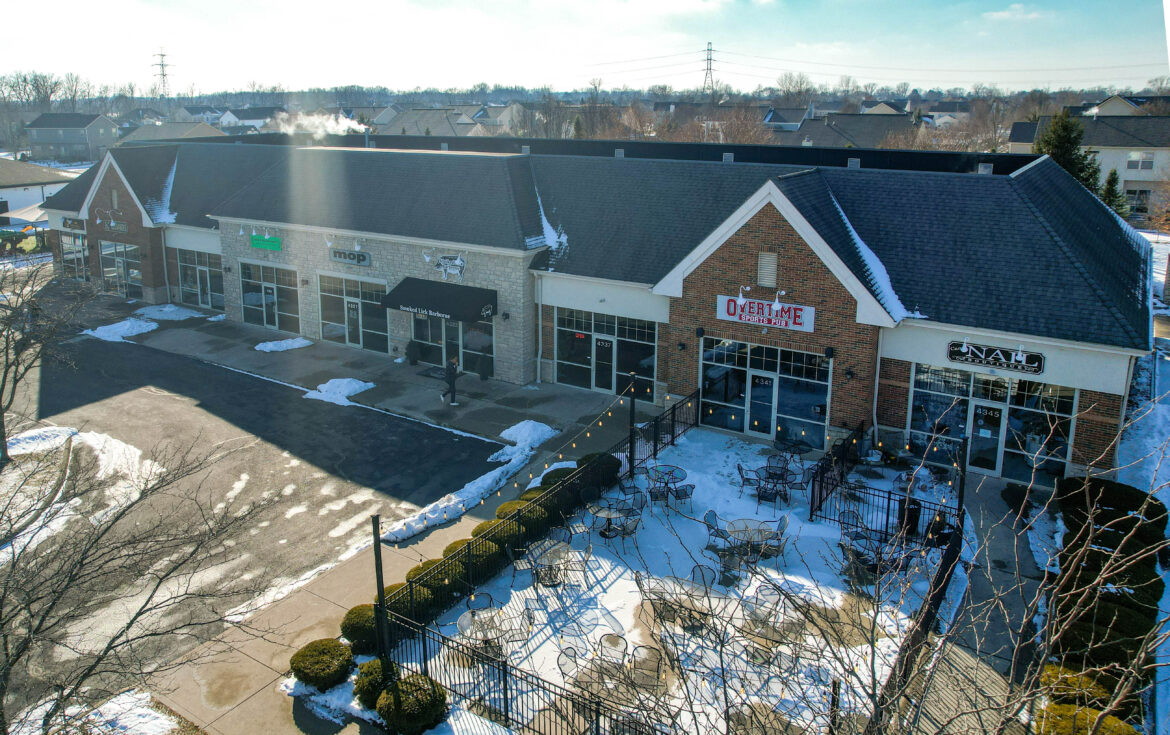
[502,312,510,320]
[301,278,309,286]
[239,225,245,236]
[771,289,787,310]
[695,327,705,338]
[224,265,233,273]
[735,285,751,307]
[677,342,687,351]
[824,347,835,359]
[845,368,855,381]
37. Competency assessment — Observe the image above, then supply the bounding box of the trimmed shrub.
[405,559,466,601]
[340,604,377,655]
[577,452,622,488]
[496,501,550,533]
[376,674,448,735]
[1037,703,1137,735]
[1040,664,1111,707]
[442,538,502,577]
[354,658,399,710]
[540,466,577,488]
[380,582,435,621]
[289,638,353,692]
[471,518,525,548]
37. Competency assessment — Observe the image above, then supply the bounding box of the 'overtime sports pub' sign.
[947,341,1045,374]
[716,295,814,333]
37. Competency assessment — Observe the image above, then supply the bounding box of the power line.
[596,60,708,77]
[716,49,1166,75]
[153,49,170,99]
[587,50,703,67]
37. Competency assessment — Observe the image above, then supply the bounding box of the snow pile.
[279,667,510,733]
[82,317,158,343]
[7,426,78,456]
[207,314,226,322]
[11,690,175,735]
[828,192,925,322]
[255,337,313,352]
[303,378,375,407]
[226,562,336,623]
[381,420,557,543]
[1025,504,1064,575]
[534,189,567,252]
[134,304,202,320]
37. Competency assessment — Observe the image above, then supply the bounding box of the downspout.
[871,328,884,448]
[535,272,543,383]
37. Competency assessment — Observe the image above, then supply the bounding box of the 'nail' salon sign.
[716,295,814,333]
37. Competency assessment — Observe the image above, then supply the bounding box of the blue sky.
[14,0,1170,93]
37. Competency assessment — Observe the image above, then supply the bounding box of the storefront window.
[241,262,299,333]
[319,275,388,353]
[98,240,142,299]
[60,232,87,281]
[176,249,224,310]
[700,337,830,449]
[411,313,494,376]
[554,307,656,398]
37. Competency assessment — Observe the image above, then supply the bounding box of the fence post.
[465,541,474,593]
[500,658,511,726]
[652,413,660,461]
[371,516,392,671]
[593,697,602,735]
[627,375,637,478]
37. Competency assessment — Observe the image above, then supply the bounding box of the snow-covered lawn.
[13,690,176,735]
[393,430,946,733]
[82,317,158,342]
[255,336,312,352]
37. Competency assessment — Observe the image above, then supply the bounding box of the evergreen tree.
[1033,109,1101,189]
[572,115,584,139]
[424,127,431,136]
[1099,168,1129,216]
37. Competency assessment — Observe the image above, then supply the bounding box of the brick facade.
[218,224,540,384]
[876,357,911,429]
[660,205,880,437]
[1071,389,1124,469]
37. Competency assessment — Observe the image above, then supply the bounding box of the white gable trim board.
[77,155,154,228]
[651,180,897,328]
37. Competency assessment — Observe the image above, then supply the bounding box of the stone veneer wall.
[218,223,540,385]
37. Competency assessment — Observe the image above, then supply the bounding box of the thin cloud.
[982,3,1049,22]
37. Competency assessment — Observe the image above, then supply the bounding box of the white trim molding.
[651,179,897,328]
[78,154,154,228]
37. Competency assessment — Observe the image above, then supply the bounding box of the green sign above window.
[250,234,281,251]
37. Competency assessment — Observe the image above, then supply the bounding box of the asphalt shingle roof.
[210,148,543,249]
[25,113,104,129]
[117,123,225,144]
[1011,116,1170,148]
[774,114,917,149]
[42,165,98,212]
[0,158,75,188]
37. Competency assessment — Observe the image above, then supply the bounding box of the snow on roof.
[141,154,178,225]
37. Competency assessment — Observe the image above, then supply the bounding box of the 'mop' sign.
[716,295,814,333]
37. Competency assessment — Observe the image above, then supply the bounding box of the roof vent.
[521,145,531,154]
[722,152,734,163]
[977,162,994,175]
[847,158,861,169]
[615,148,625,158]
[440,142,449,151]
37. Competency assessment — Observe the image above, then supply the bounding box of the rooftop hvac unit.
[978,163,994,175]
[847,158,861,169]
[722,152,734,163]
[615,148,624,158]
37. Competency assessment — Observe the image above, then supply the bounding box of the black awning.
[381,277,498,322]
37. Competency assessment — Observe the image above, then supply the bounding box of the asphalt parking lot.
[20,335,503,640]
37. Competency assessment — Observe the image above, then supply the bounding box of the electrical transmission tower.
[703,42,714,96]
[153,50,170,98]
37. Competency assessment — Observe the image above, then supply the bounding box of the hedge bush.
[1037,703,1136,735]
[340,604,377,655]
[1040,664,1112,708]
[289,639,353,692]
[540,466,577,488]
[471,519,525,548]
[442,538,502,577]
[405,559,466,601]
[1057,477,1168,537]
[577,452,622,488]
[380,581,435,620]
[354,658,399,710]
[376,673,448,735]
[495,501,550,533]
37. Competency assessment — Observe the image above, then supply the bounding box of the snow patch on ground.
[87,690,177,735]
[133,304,202,321]
[1025,504,1063,575]
[207,313,226,322]
[226,562,337,623]
[7,426,78,455]
[255,337,313,352]
[82,317,158,342]
[0,253,53,270]
[303,378,375,406]
[381,420,557,543]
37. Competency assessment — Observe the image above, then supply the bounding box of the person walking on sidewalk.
[440,355,460,406]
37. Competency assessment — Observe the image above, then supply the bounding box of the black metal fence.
[807,422,865,519]
[386,611,664,735]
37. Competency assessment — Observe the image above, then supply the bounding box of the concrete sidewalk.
[71,298,664,733]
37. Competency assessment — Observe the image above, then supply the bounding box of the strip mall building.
[43,139,1152,485]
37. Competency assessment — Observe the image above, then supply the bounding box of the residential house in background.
[476,103,526,135]
[383,108,488,136]
[173,105,222,124]
[371,104,405,127]
[1009,115,1170,218]
[861,100,909,114]
[219,125,260,136]
[0,157,75,213]
[219,107,286,128]
[25,113,118,162]
[117,122,226,145]
[926,100,970,128]
[774,113,918,148]
[763,106,813,132]
[1073,94,1170,116]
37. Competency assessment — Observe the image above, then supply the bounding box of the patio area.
[393,429,963,734]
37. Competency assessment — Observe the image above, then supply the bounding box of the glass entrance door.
[444,319,461,366]
[748,373,775,436]
[197,267,212,308]
[345,300,361,346]
[262,284,278,328]
[967,403,1004,473]
[594,337,614,391]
